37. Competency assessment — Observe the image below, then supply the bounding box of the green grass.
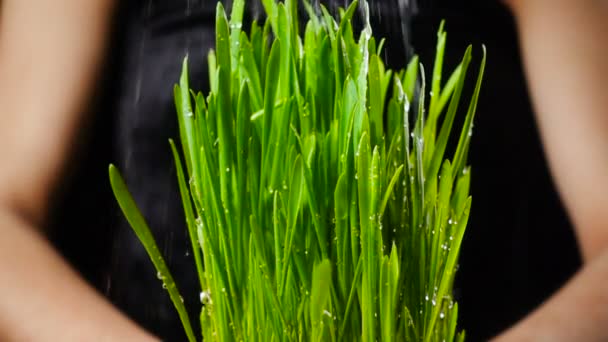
[109,0,486,340]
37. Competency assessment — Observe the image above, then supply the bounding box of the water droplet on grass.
[200,291,213,305]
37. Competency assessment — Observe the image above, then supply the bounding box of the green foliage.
[109,0,486,340]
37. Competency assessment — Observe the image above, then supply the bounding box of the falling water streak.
[397,0,418,59]
[185,0,192,56]
[133,1,153,106]
[374,1,382,23]
[360,0,372,37]
[104,274,112,296]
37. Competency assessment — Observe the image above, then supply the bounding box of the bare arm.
[494,1,608,340]
[507,0,608,262]
[0,1,157,340]
[493,249,608,341]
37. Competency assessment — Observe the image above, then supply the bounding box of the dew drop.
[200,291,212,305]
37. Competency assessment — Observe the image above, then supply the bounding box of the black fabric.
[49,1,581,341]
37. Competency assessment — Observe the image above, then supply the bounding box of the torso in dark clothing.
[49,1,580,340]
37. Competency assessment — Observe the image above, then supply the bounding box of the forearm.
[0,0,115,224]
[0,1,158,338]
[0,209,158,341]
[493,248,608,342]
[508,0,608,260]
[493,2,608,339]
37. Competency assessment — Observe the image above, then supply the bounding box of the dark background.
[49,0,581,340]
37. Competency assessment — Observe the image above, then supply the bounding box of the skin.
[0,0,606,340]
[0,0,157,340]
[494,0,608,341]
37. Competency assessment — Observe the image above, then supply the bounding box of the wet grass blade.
[109,165,196,342]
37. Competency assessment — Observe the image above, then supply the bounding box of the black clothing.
[50,1,580,341]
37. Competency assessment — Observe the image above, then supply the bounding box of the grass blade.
[109,165,196,342]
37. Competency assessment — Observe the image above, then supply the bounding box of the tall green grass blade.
[109,165,196,342]
[169,140,205,291]
[310,259,332,340]
[453,46,487,175]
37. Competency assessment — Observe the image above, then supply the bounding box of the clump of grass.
[109,0,486,341]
